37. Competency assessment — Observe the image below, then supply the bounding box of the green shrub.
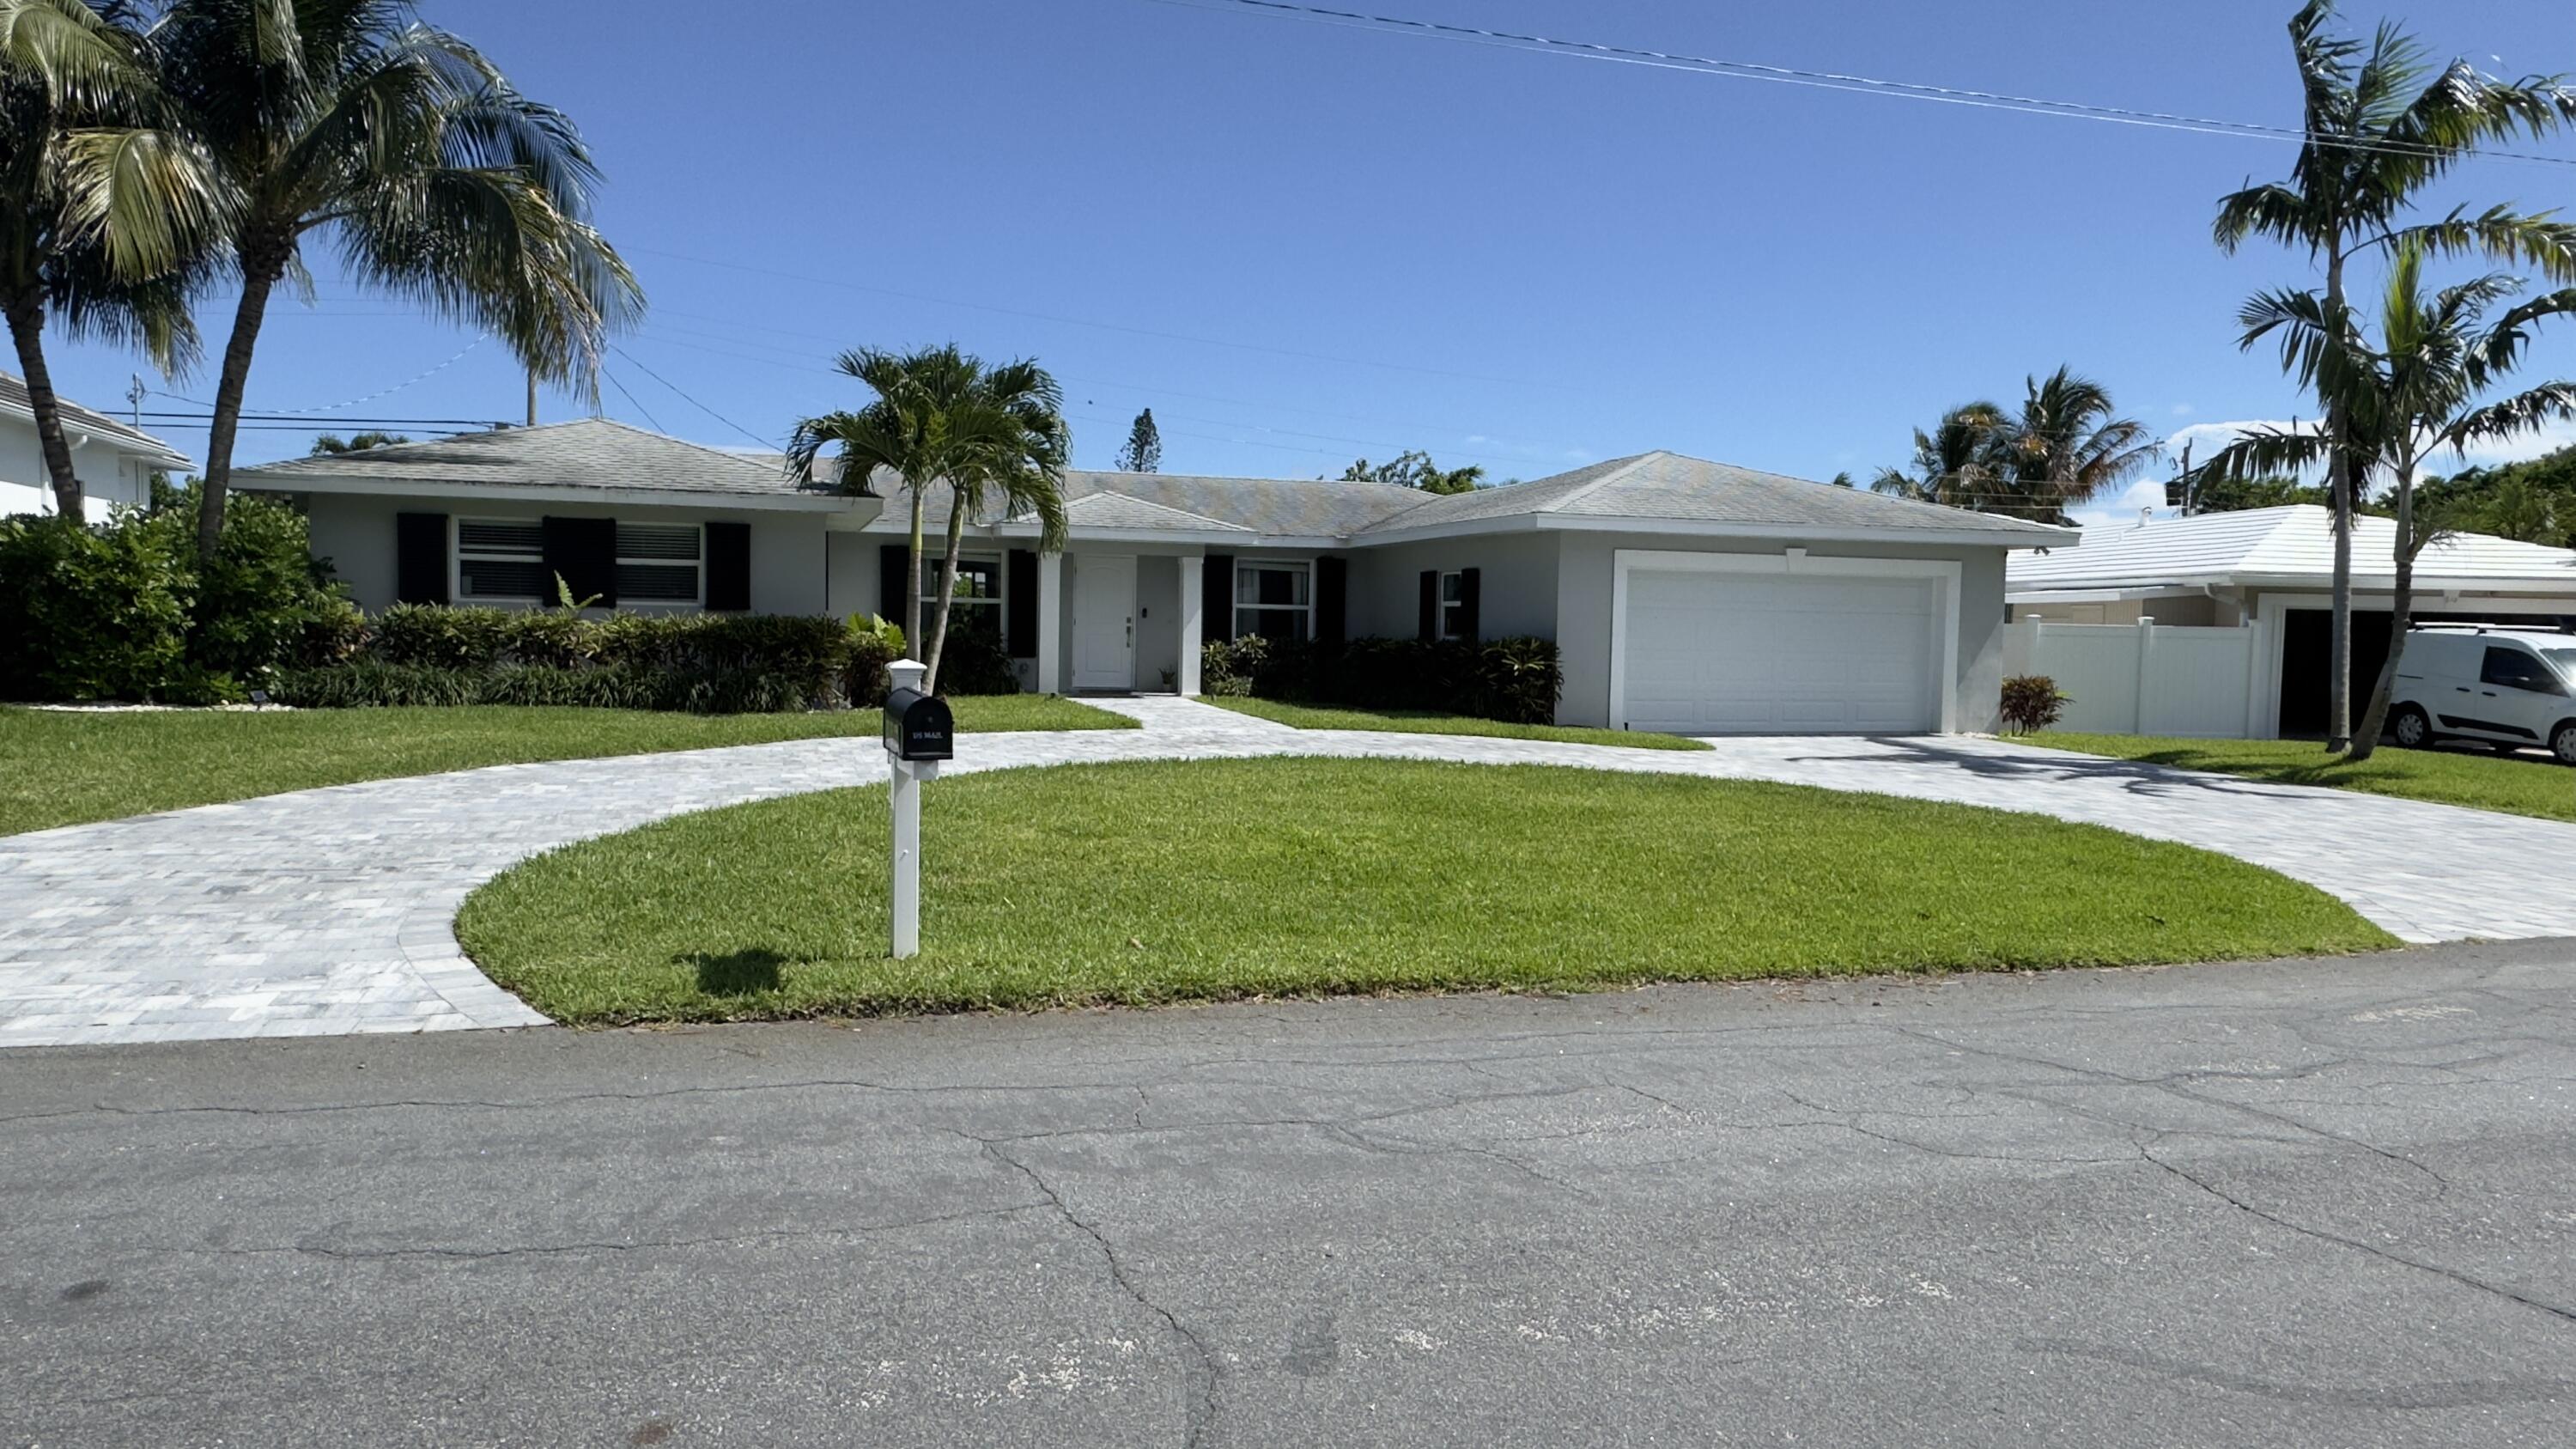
[1200,634,1561,724]
[272,660,483,708]
[0,514,192,701]
[933,624,1020,696]
[372,603,518,669]
[155,488,354,683]
[2000,675,2070,734]
[846,614,902,707]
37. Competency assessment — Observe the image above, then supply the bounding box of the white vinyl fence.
[2002,618,2262,738]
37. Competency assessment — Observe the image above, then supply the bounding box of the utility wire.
[609,344,775,449]
[599,367,667,434]
[1163,0,2576,170]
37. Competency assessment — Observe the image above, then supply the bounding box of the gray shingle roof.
[1358,451,2070,539]
[234,417,827,496]
[1055,490,1253,533]
[0,370,191,466]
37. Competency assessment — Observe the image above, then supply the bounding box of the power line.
[608,344,775,449]
[1163,0,2576,170]
[599,368,666,434]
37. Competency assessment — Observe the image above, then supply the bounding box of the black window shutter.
[1315,556,1347,644]
[541,516,617,608]
[705,521,751,612]
[1203,555,1234,642]
[1006,549,1038,659]
[878,544,910,625]
[394,512,449,606]
[1457,567,1481,642]
[1418,569,1439,642]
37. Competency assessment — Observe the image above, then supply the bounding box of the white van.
[2387,625,2576,763]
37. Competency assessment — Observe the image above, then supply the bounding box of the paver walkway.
[5,697,2573,1048]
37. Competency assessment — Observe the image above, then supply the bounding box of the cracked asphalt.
[9,938,2576,1447]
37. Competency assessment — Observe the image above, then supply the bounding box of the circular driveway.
[4,697,2572,1048]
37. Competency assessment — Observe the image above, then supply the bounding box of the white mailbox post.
[881,658,950,960]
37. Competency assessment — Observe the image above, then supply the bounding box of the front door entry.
[1072,555,1136,691]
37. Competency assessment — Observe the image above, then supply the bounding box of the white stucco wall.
[1551,531,2014,731]
[290,490,832,615]
[0,418,160,517]
[1343,531,1561,642]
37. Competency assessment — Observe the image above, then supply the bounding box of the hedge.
[271,607,904,714]
[1202,634,1561,724]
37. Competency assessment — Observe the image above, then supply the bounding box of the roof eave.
[1534,514,2072,548]
[235,472,872,513]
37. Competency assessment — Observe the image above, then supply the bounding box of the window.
[921,557,1003,636]
[1235,561,1311,640]
[616,522,703,605]
[456,519,547,602]
[2543,646,2576,685]
[2482,646,2563,693]
[1438,570,1467,640]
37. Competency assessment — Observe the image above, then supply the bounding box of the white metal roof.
[2008,505,2576,596]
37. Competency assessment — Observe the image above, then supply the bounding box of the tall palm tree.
[1992,367,2162,524]
[1871,401,2007,508]
[148,0,641,557]
[2214,0,2576,747]
[2195,240,2576,759]
[0,0,213,520]
[786,345,1070,694]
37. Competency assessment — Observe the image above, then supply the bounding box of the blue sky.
[41,0,2576,525]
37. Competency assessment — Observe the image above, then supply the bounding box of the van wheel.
[2554,720,2576,766]
[2388,704,2433,749]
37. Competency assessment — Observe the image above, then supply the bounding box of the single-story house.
[236,418,2073,734]
[0,370,195,517]
[2008,504,2576,737]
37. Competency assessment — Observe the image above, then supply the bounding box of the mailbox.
[882,686,954,761]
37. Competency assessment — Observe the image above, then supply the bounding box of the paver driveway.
[4,697,2572,1048]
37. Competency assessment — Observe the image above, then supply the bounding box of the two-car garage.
[1608,551,1961,736]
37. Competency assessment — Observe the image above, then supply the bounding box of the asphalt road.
[9,941,2576,1448]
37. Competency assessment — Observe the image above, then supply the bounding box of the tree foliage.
[307,430,410,455]
[1113,407,1160,472]
[1873,371,2159,523]
[1340,450,1483,495]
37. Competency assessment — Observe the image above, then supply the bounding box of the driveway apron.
[4,697,2572,1047]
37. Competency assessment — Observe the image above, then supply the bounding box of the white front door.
[1071,554,1137,691]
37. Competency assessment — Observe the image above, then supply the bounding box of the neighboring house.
[2007,504,2576,738]
[237,420,2070,734]
[0,371,195,517]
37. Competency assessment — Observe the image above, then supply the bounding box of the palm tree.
[1991,367,2162,524]
[1870,401,2007,508]
[147,0,642,557]
[2214,0,2576,747]
[786,345,1070,694]
[0,0,213,521]
[2195,240,2576,759]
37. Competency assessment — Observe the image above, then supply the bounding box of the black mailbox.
[883,687,954,761]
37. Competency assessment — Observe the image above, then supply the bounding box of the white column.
[1036,551,1063,694]
[1177,553,1204,696]
[2133,614,2156,734]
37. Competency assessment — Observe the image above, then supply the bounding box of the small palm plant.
[786,345,1068,694]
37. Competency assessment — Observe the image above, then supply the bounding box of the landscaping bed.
[1207,697,1708,750]
[456,758,2394,1024]
[2031,733,2576,824]
[0,697,1132,836]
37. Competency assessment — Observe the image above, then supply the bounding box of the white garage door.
[1620,569,1941,734]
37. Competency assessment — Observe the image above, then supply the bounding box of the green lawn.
[457,758,2392,1025]
[0,695,1131,837]
[2031,732,2576,824]
[1206,697,1710,750]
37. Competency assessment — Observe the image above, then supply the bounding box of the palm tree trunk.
[4,287,88,523]
[2322,244,2353,752]
[920,502,969,694]
[197,253,283,560]
[2347,468,2419,763]
[903,491,926,658]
